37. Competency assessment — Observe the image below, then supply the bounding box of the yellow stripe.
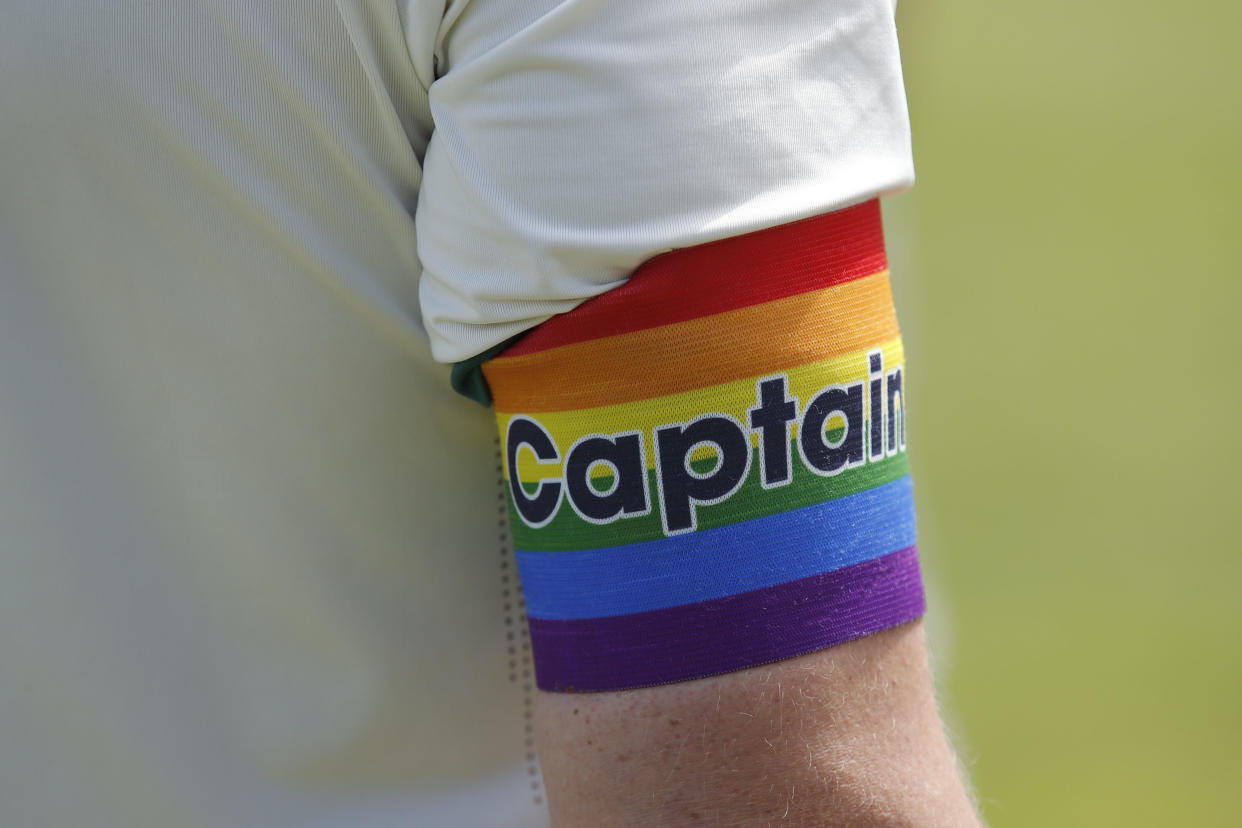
[503,337,904,480]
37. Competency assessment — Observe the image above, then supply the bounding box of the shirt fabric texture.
[0,1,912,825]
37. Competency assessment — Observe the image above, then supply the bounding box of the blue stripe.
[516,475,916,620]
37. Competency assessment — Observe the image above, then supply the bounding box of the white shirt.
[0,1,911,825]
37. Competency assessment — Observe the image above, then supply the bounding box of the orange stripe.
[484,270,898,413]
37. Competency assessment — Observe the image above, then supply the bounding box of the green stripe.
[509,442,910,552]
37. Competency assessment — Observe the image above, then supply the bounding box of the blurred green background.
[888,1,1242,825]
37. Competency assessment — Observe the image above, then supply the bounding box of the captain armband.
[481,200,924,692]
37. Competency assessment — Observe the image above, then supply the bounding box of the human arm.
[538,623,978,827]
[418,1,979,822]
[475,205,981,824]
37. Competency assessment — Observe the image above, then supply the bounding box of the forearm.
[537,622,979,827]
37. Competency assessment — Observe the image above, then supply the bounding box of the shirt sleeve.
[416,0,914,363]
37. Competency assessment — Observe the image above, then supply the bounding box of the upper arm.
[479,207,977,822]
[536,623,976,826]
[418,1,975,821]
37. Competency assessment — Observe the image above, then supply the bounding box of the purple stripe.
[528,545,925,692]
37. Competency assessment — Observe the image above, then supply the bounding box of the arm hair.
[536,621,981,827]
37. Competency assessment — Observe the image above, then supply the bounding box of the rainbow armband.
[482,200,924,692]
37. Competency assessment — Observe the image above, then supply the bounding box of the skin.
[536,621,981,827]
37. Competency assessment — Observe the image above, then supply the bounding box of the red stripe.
[505,199,888,357]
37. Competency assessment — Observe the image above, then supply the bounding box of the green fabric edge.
[449,333,525,407]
